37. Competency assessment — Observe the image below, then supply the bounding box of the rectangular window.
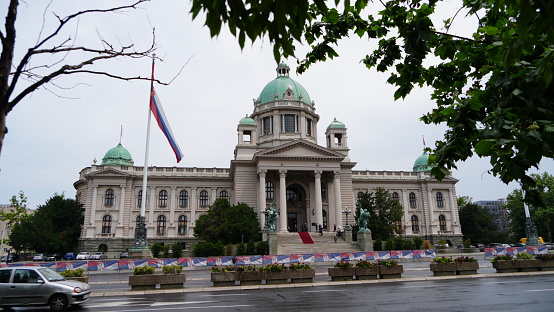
[307,119,312,136]
[263,117,271,135]
[283,114,295,132]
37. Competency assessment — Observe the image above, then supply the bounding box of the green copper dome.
[239,115,255,125]
[102,143,134,166]
[327,118,345,130]
[257,63,312,106]
[413,152,432,172]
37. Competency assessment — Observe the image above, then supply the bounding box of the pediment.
[253,140,345,161]
[86,167,131,178]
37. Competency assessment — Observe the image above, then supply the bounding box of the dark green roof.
[239,115,255,125]
[327,118,345,130]
[413,152,432,172]
[257,63,312,106]
[102,143,133,166]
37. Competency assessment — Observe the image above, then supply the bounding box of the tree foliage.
[1,0,158,154]
[458,201,505,244]
[9,194,84,253]
[507,172,554,242]
[191,0,554,206]
[355,188,403,241]
[193,198,261,244]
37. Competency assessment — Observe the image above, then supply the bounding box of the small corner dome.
[257,63,312,106]
[239,115,255,125]
[101,143,134,166]
[413,152,432,172]
[327,118,346,130]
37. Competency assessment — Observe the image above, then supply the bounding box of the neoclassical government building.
[74,64,463,252]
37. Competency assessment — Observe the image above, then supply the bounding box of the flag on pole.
[150,86,184,162]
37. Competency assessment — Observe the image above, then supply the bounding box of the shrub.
[192,241,225,257]
[162,245,171,258]
[402,239,416,251]
[246,240,256,255]
[378,259,398,267]
[385,238,394,251]
[490,255,514,263]
[436,239,448,248]
[335,260,352,268]
[162,265,183,274]
[211,265,237,272]
[423,240,432,249]
[517,252,533,260]
[455,256,477,262]
[259,263,285,272]
[374,239,383,251]
[171,243,183,258]
[290,263,312,270]
[463,239,472,248]
[236,242,246,256]
[355,259,374,267]
[225,243,234,256]
[432,257,454,264]
[237,265,257,271]
[394,237,404,250]
[255,241,269,255]
[413,237,424,249]
[536,254,554,260]
[133,266,155,275]
[150,243,163,258]
[60,268,85,278]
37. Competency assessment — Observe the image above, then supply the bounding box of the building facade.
[74,64,463,252]
[474,199,509,232]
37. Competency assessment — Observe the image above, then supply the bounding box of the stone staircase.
[276,232,362,255]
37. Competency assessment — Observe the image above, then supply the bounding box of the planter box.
[290,268,315,283]
[456,262,479,275]
[158,274,186,289]
[211,271,239,287]
[379,265,403,279]
[328,267,356,281]
[492,260,519,273]
[265,270,291,284]
[430,263,457,276]
[67,276,89,283]
[240,271,266,286]
[538,260,554,271]
[355,266,379,280]
[129,275,158,290]
[518,259,540,272]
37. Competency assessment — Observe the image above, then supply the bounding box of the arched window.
[178,215,187,235]
[219,190,229,199]
[105,189,114,206]
[159,190,168,207]
[199,190,209,206]
[179,190,188,207]
[137,190,145,207]
[266,181,274,199]
[436,192,444,207]
[321,183,327,201]
[411,215,419,232]
[102,215,112,234]
[392,192,399,201]
[409,192,417,208]
[157,215,167,235]
[439,215,447,231]
[357,192,365,200]
[286,188,300,202]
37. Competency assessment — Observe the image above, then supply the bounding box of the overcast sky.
[1,1,552,208]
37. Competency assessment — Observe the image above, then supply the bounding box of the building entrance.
[288,213,298,232]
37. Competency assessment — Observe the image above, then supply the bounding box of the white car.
[89,252,107,260]
[0,266,91,311]
[75,252,90,260]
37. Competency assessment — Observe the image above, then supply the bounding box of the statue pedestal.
[129,248,152,259]
[267,232,278,255]
[344,229,353,242]
[357,231,374,252]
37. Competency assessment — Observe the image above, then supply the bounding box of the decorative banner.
[192,257,207,267]
[102,260,119,270]
[315,253,341,262]
[263,254,291,264]
[290,254,315,263]
[235,255,263,265]
[163,258,178,266]
[207,257,234,266]
[390,250,414,259]
[341,252,366,261]
[178,257,195,267]
[87,261,106,271]
[366,251,391,260]
[148,259,164,268]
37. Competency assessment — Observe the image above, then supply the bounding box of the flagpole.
[134,54,156,250]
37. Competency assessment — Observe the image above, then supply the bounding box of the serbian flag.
[150,86,184,162]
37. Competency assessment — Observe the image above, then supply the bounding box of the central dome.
[102,143,134,166]
[257,63,312,106]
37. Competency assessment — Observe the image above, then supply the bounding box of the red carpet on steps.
[298,232,314,244]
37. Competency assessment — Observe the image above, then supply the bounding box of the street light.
[342,209,353,231]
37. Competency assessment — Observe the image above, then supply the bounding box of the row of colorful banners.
[1,250,438,272]
[3,247,546,272]
[483,246,548,258]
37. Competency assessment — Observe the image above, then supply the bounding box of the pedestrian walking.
[334,233,338,243]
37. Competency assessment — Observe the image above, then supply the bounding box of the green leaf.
[475,140,496,156]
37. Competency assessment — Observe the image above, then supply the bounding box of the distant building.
[0,204,34,257]
[74,64,464,253]
[474,199,509,232]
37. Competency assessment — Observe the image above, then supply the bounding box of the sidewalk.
[86,252,554,297]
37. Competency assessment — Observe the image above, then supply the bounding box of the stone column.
[333,171,342,228]
[86,186,98,237]
[148,186,155,236]
[190,187,197,238]
[314,170,323,227]
[258,169,267,224]
[211,188,217,206]
[168,187,176,236]
[279,170,288,232]
[115,185,126,237]
[448,190,456,233]
[426,189,435,235]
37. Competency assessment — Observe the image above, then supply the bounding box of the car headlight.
[73,287,83,293]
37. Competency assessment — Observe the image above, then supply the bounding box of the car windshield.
[38,267,65,281]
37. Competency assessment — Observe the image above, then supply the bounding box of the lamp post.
[342,209,353,231]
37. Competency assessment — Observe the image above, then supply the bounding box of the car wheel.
[49,294,68,312]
